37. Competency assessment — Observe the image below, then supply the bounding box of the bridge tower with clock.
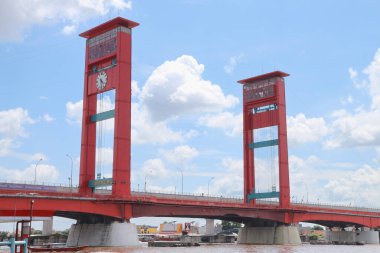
[238,71,290,208]
[78,17,139,197]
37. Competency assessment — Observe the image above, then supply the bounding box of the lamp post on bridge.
[34,158,43,185]
[66,154,73,190]
[207,177,214,197]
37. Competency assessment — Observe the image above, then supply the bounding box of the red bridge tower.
[78,17,139,197]
[238,71,290,208]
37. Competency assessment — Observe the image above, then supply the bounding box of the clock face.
[96,71,108,90]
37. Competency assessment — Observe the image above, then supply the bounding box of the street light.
[34,158,43,185]
[207,177,214,196]
[29,199,34,237]
[66,154,73,189]
[177,168,183,195]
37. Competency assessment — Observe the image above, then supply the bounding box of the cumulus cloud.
[0,163,59,183]
[325,48,380,148]
[199,112,242,136]
[139,55,239,122]
[365,48,380,110]
[0,139,13,157]
[0,108,52,162]
[131,103,183,144]
[66,55,240,144]
[323,164,380,207]
[0,0,132,42]
[196,157,243,196]
[0,107,35,138]
[287,154,380,207]
[287,113,329,145]
[162,145,199,164]
[325,109,380,149]
[66,100,83,125]
[61,24,77,36]
[131,80,140,97]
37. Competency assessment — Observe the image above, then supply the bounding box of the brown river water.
[81,244,380,253]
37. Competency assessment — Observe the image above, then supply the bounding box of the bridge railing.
[1,181,380,213]
[130,188,244,204]
[0,180,78,194]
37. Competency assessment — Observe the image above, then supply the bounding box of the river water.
[81,244,380,253]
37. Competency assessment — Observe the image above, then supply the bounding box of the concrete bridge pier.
[326,228,379,244]
[66,220,139,247]
[42,218,53,235]
[238,221,301,245]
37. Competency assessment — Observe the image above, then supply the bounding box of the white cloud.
[0,0,132,42]
[66,95,113,127]
[365,48,380,110]
[162,145,199,164]
[42,113,54,122]
[66,55,239,145]
[65,99,184,144]
[146,184,176,193]
[287,113,329,145]
[325,49,380,148]
[196,157,243,196]
[0,163,59,183]
[0,139,13,156]
[141,158,169,179]
[131,80,140,97]
[95,147,113,166]
[325,110,380,149]
[288,155,380,207]
[323,165,380,206]
[0,107,35,138]
[139,55,239,122]
[0,108,48,160]
[221,157,243,173]
[131,103,183,144]
[349,67,358,79]
[66,100,83,125]
[224,54,244,74]
[376,147,380,164]
[340,95,354,105]
[199,112,242,136]
[61,24,77,35]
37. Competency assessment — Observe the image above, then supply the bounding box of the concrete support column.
[205,219,215,235]
[238,224,301,245]
[326,230,379,244]
[66,221,139,247]
[42,218,53,235]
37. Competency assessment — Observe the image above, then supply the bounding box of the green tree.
[312,225,324,231]
[221,221,241,231]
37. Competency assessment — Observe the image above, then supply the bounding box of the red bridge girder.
[1,194,380,229]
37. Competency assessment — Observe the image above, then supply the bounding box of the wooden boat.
[28,245,88,252]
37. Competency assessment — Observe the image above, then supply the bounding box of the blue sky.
[1,0,380,230]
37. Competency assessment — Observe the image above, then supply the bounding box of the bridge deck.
[1,182,380,228]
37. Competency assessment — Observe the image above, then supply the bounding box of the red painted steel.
[1,19,380,232]
[238,71,290,207]
[79,17,139,197]
[1,191,380,228]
